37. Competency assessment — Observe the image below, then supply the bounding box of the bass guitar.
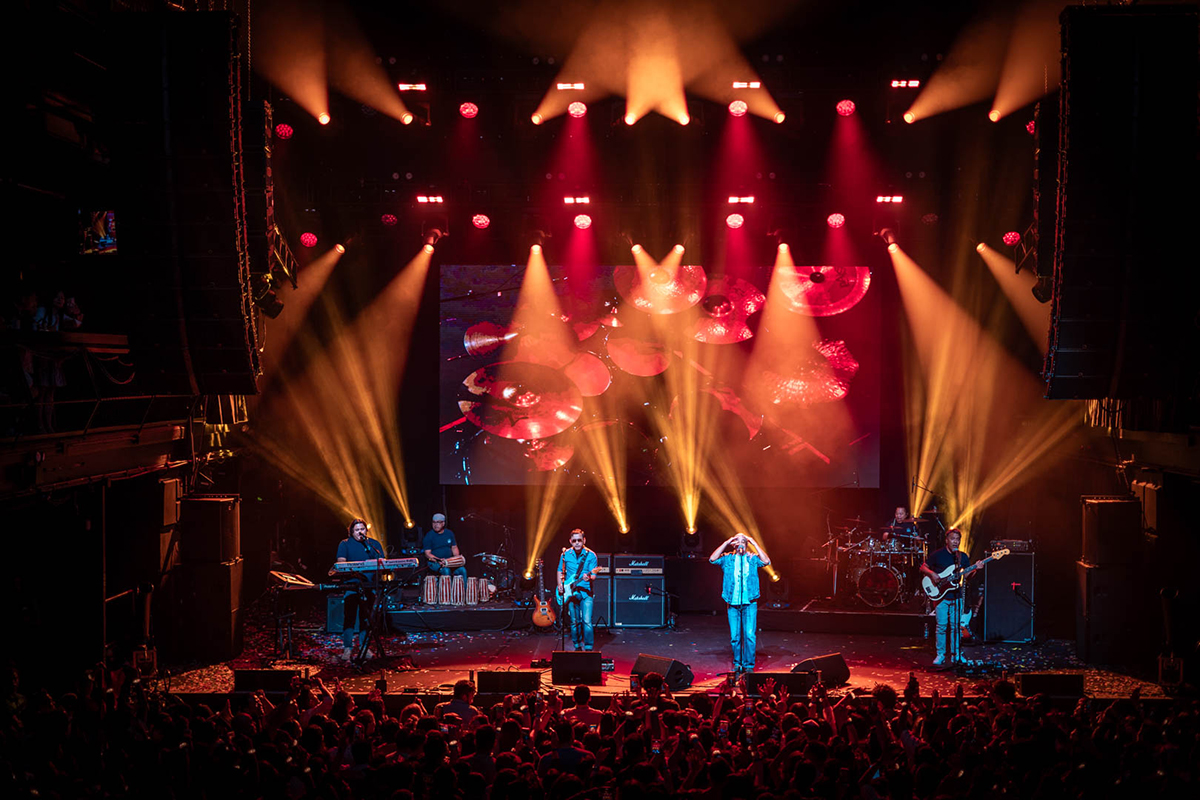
[921,549,1009,601]
[532,558,557,627]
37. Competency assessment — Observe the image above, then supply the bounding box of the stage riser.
[388,606,532,632]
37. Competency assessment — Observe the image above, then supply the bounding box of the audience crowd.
[3,662,1196,800]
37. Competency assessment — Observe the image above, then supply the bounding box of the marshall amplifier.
[613,554,664,576]
[591,553,612,626]
[612,576,665,627]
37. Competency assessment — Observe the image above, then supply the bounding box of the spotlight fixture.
[680,528,703,556]
[401,113,414,125]
[725,213,745,229]
[317,113,330,125]
[334,243,346,254]
[531,112,544,125]
[472,214,491,229]
[1032,275,1053,304]
[988,109,1001,122]
[567,101,587,118]
[274,123,294,139]
[731,81,762,89]
[397,83,427,91]
[380,213,397,226]
[677,113,691,126]
[778,243,790,252]
[1026,120,1036,135]
[300,232,318,248]
[727,196,755,204]
[619,525,630,534]
[836,99,856,116]
[422,228,444,251]
[531,244,543,255]
[876,195,904,203]
[773,112,786,124]
[631,244,644,255]
[1002,231,1021,246]
[976,242,987,253]
[417,195,445,204]
[573,214,592,230]
[728,100,748,117]
[624,113,636,126]
[563,196,591,205]
[903,111,915,124]
[556,82,586,90]
[890,79,921,88]
[459,102,479,119]
[879,228,898,249]
[827,213,846,229]
[672,244,685,254]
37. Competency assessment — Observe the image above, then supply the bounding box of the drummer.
[883,506,919,545]
[424,513,468,579]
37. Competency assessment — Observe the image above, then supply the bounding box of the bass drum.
[856,564,904,608]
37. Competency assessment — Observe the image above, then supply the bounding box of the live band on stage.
[297,500,1020,674]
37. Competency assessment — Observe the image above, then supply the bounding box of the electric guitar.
[557,571,587,604]
[532,559,557,627]
[960,589,985,642]
[921,549,1009,601]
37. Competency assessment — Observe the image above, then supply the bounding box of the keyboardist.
[330,518,384,662]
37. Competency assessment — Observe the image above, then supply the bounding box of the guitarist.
[557,529,600,651]
[919,528,971,666]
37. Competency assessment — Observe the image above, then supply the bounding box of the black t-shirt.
[924,548,970,601]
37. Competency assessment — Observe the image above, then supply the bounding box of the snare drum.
[422,575,438,605]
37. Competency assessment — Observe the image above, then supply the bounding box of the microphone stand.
[644,584,679,630]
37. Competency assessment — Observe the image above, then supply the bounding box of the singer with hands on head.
[557,528,600,651]
[709,532,771,675]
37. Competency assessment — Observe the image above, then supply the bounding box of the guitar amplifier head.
[989,539,1033,553]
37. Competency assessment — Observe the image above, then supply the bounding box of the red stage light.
[274,123,294,139]
[380,214,397,226]
[827,213,846,229]
[1002,231,1021,246]
[876,195,904,203]
[472,214,491,229]
[726,213,745,229]
[568,101,587,118]
[300,232,318,247]
[417,195,445,204]
[573,214,592,230]
[728,100,748,117]
[459,102,479,119]
[836,99,855,116]
[1026,120,1036,135]
[317,113,331,126]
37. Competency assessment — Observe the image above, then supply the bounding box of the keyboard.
[333,557,421,573]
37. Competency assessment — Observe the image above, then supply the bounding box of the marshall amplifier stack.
[590,553,611,626]
[612,555,665,628]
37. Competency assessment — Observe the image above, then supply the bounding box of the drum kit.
[830,516,933,608]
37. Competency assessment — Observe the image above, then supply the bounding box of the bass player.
[919,527,971,666]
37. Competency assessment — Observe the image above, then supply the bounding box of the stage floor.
[166,610,1163,700]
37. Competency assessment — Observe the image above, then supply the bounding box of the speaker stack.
[1076,496,1146,664]
[984,540,1036,643]
[591,553,611,626]
[612,555,665,628]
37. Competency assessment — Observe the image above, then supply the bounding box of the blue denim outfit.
[713,552,764,671]
[559,547,598,650]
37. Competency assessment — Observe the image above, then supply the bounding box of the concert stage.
[167,610,1162,702]
[387,602,533,632]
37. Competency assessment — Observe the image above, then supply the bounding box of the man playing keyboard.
[330,518,384,662]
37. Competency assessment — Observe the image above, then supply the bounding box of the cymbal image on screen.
[563,351,612,396]
[692,276,766,344]
[777,265,871,316]
[459,361,584,439]
[613,263,707,314]
[606,332,670,376]
[755,339,861,406]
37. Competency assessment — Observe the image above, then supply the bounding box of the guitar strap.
[570,552,591,598]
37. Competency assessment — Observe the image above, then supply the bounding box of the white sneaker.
[932,655,945,666]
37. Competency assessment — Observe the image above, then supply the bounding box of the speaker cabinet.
[552,651,603,685]
[794,653,850,686]
[612,577,665,627]
[631,653,694,692]
[233,668,300,693]
[1076,560,1148,665]
[180,495,241,563]
[1017,672,1085,697]
[477,671,541,694]
[183,558,243,661]
[747,671,818,697]
[984,552,1036,643]
[326,594,346,633]
[1082,496,1142,565]
[591,553,611,625]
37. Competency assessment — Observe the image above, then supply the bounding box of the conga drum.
[465,577,479,605]
[437,575,453,605]
[422,575,438,605]
[450,575,466,606]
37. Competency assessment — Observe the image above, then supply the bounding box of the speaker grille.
[612,577,664,627]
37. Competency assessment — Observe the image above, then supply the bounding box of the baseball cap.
[432,513,446,522]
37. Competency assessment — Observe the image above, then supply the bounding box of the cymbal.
[459,361,584,440]
[511,328,577,369]
[614,263,707,315]
[463,321,518,357]
[607,333,670,376]
[563,351,612,397]
[777,265,872,317]
[522,438,576,471]
[692,276,766,344]
[755,339,860,406]
[844,517,871,525]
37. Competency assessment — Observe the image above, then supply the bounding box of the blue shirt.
[713,553,764,605]
[336,536,384,562]
[422,528,458,559]
[558,547,598,590]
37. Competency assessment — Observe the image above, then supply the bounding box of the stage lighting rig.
[680,528,703,556]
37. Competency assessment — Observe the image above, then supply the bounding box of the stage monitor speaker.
[233,668,300,693]
[1017,672,1085,697]
[747,671,818,697]
[326,594,345,633]
[477,671,541,694]
[984,552,1035,643]
[183,558,243,661]
[631,653,695,692]
[1082,496,1142,565]
[612,577,665,627]
[794,653,850,686]
[552,651,603,685]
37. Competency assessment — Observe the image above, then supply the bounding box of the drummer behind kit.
[834,515,932,608]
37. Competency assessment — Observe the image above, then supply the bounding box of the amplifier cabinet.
[984,552,1035,643]
[612,576,665,627]
[613,554,664,576]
